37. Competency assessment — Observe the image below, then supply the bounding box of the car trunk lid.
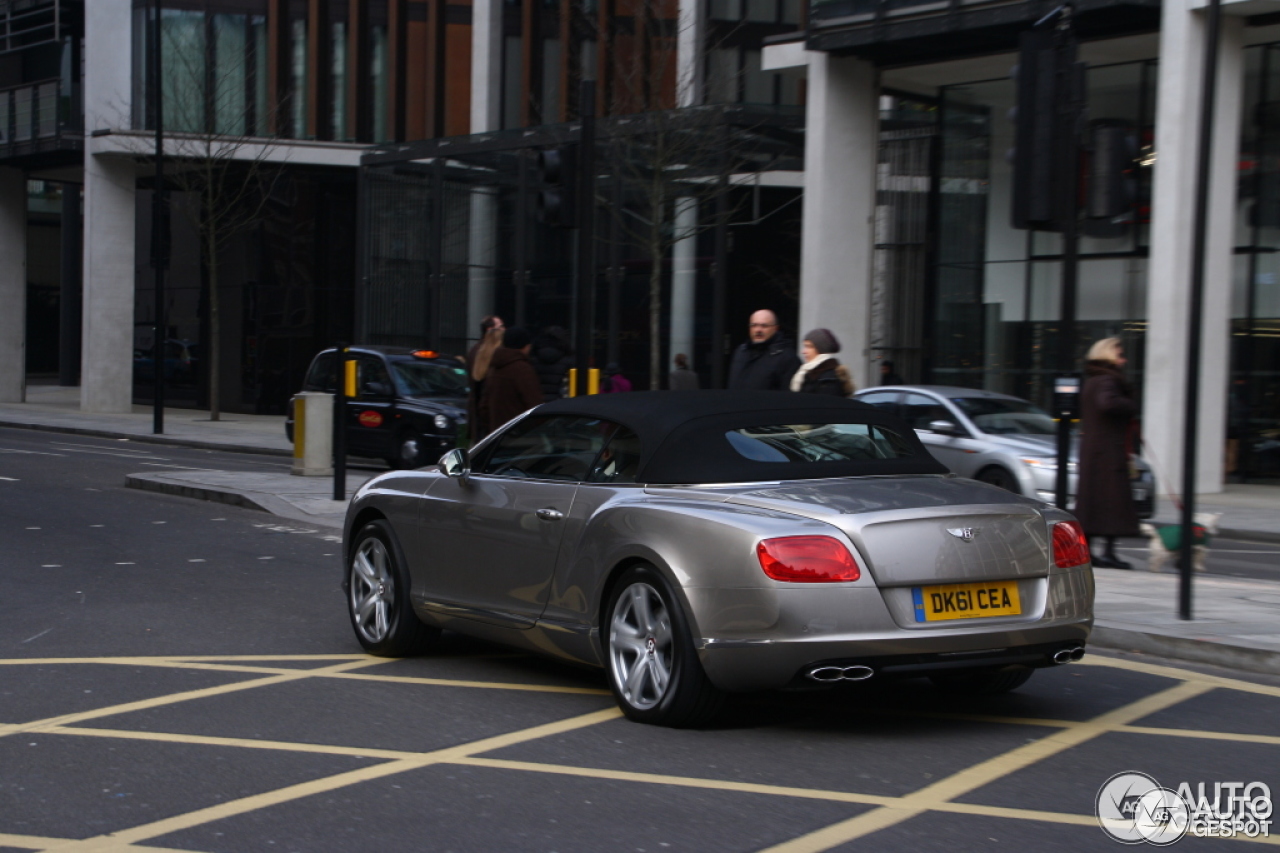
[718,476,1052,586]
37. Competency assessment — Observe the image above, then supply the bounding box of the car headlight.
[434,414,451,430]
[1020,457,1078,472]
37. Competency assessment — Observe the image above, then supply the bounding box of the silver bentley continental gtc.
[342,391,1095,727]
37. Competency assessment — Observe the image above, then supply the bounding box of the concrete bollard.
[292,392,334,476]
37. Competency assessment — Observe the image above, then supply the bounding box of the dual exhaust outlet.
[1052,645,1086,665]
[806,665,875,683]
[805,645,1085,682]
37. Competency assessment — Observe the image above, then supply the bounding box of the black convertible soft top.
[532,391,947,484]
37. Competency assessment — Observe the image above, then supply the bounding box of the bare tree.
[590,1,759,388]
[129,14,284,420]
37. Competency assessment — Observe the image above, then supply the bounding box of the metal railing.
[0,76,77,151]
[0,0,63,55]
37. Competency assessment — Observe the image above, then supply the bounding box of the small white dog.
[1139,513,1222,573]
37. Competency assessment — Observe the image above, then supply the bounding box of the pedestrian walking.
[465,315,504,441]
[479,327,544,435]
[669,353,700,390]
[790,328,855,397]
[879,360,904,385]
[727,309,802,391]
[532,326,574,402]
[1074,337,1141,569]
[601,362,632,393]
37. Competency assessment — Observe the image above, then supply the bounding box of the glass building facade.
[889,48,1280,480]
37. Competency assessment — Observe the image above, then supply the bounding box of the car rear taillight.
[757,536,862,583]
[1052,521,1091,568]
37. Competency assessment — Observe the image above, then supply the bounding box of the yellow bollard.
[344,358,357,398]
[567,368,578,397]
[588,368,600,394]
[293,397,305,459]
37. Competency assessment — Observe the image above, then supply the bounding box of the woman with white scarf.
[790,328,855,397]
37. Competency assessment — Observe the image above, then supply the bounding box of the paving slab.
[1092,567,1280,675]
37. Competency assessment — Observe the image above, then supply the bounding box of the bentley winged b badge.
[946,527,978,542]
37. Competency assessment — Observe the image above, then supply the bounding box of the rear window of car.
[724,423,916,463]
[641,408,949,484]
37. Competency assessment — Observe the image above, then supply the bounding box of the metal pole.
[712,173,728,389]
[333,343,348,501]
[151,0,167,435]
[573,80,596,389]
[1054,13,1081,511]
[1179,0,1223,620]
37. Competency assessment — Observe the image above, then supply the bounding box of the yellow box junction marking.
[1,653,1279,852]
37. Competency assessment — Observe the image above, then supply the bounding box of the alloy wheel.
[609,582,674,710]
[350,537,395,644]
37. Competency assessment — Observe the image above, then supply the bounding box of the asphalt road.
[1,426,1278,852]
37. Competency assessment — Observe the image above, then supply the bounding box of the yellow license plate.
[913,580,1022,622]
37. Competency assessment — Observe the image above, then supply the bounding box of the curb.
[125,473,347,530]
[0,418,293,458]
[125,473,278,514]
[1090,624,1280,677]
[1217,527,1280,545]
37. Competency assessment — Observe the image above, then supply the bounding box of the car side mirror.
[928,419,960,436]
[439,447,470,481]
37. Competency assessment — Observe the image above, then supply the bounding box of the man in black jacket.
[727,309,802,390]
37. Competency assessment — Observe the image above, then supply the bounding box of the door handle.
[535,507,564,521]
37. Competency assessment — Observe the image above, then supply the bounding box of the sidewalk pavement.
[3,383,1280,676]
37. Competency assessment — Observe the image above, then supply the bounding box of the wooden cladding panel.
[444,20,472,136]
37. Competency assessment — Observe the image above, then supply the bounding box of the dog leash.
[1138,438,1185,514]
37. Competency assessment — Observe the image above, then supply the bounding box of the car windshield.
[951,397,1055,435]
[390,360,469,398]
[724,423,917,463]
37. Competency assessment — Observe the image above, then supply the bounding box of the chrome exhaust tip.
[1052,646,1086,665]
[806,665,875,683]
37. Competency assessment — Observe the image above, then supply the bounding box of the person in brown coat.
[479,327,544,434]
[1073,337,1141,569]
[465,315,504,441]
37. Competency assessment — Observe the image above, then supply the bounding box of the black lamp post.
[1179,0,1224,620]
[151,0,168,434]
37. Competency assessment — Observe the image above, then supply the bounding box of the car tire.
[347,520,440,656]
[605,565,724,728]
[389,430,429,470]
[929,665,1034,695]
[976,466,1020,494]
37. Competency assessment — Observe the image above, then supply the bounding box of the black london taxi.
[286,345,469,468]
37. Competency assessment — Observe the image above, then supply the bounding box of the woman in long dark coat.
[1073,337,1140,569]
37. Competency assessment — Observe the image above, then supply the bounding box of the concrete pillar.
[81,0,136,414]
[471,0,502,133]
[1143,5,1244,494]
[467,188,498,341]
[798,54,879,390]
[669,197,698,373]
[0,168,27,403]
[468,0,502,348]
[677,0,706,107]
[81,155,137,413]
